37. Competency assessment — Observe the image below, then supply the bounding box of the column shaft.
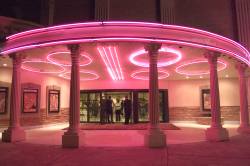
[2,54,25,142]
[62,44,80,148]
[237,64,249,128]
[144,43,166,148]
[204,52,229,141]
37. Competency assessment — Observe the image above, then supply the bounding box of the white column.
[144,43,166,148]
[236,63,250,133]
[2,54,25,142]
[160,0,176,24]
[235,0,250,50]
[95,0,110,21]
[62,44,81,148]
[204,52,229,141]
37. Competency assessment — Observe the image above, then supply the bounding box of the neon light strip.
[1,37,249,66]
[175,60,227,76]
[97,47,116,80]
[97,46,124,80]
[114,47,124,80]
[102,47,118,79]
[129,47,182,67]
[108,46,121,80]
[131,69,170,80]
[6,21,249,58]
[47,51,92,66]
[60,70,99,81]
[21,60,65,74]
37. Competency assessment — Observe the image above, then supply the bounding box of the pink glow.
[175,60,227,76]
[46,51,92,66]
[97,46,124,80]
[22,60,65,74]
[129,47,182,67]
[131,69,170,80]
[60,70,99,81]
[2,37,249,66]
[5,21,249,57]
[7,22,102,40]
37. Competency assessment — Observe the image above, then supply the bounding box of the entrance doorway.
[80,89,169,123]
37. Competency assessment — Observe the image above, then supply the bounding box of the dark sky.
[0,0,42,23]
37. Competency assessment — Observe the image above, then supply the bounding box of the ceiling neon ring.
[131,69,170,80]
[22,60,65,74]
[129,47,182,67]
[175,60,227,76]
[60,70,99,81]
[47,51,92,66]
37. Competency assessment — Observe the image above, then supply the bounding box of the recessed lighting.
[59,74,63,77]
[3,63,7,67]
[186,76,189,79]
[225,74,229,78]
[199,76,203,79]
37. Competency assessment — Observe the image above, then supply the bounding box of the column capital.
[144,43,162,55]
[67,44,80,54]
[9,53,24,65]
[204,51,220,65]
[236,63,248,77]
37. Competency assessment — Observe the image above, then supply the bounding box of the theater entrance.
[80,89,169,123]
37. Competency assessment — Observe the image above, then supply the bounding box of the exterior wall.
[175,0,236,39]
[0,67,247,125]
[0,67,70,127]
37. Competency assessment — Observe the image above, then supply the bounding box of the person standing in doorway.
[106,96,113,123]
[123,96,132,124]
[100,96,106,124]
[115,98,122,122]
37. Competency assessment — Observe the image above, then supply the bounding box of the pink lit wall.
[0,67,70,108]
[0,67,243,108]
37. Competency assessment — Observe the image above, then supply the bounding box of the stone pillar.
[144,43,166,148]
[235,0,250,50]
[95,0,110,21]
[2,54,25,142]
[236,63,250,133]
[204,52,229,141]
[62,44,81,148]
[160,0,176,24]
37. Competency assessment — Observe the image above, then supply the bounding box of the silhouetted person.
[115,98,122,122]
[100,97,106,124]
[106,96,113,123]
[123,96,132,124]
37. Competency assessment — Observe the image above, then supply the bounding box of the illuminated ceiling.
[0,21,249,81]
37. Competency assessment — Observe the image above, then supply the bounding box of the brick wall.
[0,108,69,127]
[169,106,241,121]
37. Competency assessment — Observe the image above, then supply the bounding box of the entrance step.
[64,123,180,130]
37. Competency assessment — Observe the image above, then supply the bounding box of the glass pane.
[88,93,101,122]
[138,91,164,122]
[80,93,88,122]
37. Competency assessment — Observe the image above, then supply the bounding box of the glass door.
[80,92,101,122]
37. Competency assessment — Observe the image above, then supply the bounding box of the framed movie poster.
[201,89,211,112]
[22,89,38,113]
[48,89,60,113]
[0,87,8,114]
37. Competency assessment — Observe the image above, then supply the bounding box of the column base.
[2,127,26,142]
[237,126,250,134]
[205,126,229,142]
[144,128,166,148]
[62,131,79,148]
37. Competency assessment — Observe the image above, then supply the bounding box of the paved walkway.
[0,123,250,166]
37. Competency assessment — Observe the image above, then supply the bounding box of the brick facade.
[0,108,69,127]
[169,106,243,122]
